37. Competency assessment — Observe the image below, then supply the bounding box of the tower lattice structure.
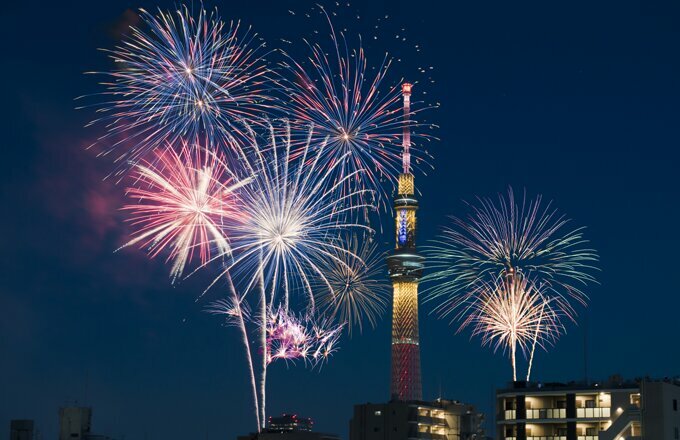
[387,83,425,401]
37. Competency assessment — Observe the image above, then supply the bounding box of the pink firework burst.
[120,141,253,281]
[265,307,344,367]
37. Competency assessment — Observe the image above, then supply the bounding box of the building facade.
[9,420,34,440]
[496,377,680,440]
[237,414,339,440]
[58,407,113,440]
[59,407,92,440]
[350,398,484,440]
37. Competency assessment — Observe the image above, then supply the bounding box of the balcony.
[576,407,610,418]
[415,415,446,426]
[504,409,516,420]
[526,408,567,419]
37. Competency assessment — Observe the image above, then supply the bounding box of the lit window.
[374,411,382,416]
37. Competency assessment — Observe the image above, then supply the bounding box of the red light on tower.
[402,82,412,94]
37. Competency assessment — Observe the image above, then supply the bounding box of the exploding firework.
[205,120,376,308]
[425,187,599,317]
[279,8,434,211]
[120,141,252,281]
[459,272,566,381]
[265,306,344,366]
[318,234,388,334]
[83,5,273,172]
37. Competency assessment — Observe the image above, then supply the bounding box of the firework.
[265,306,343,366]
[82,5,272,172]
[279,8,433,211]
[318,234,388,334]
[426,187,599,317]
[120,141,252,281]
[205,120,375,308]
[459,272,566,381]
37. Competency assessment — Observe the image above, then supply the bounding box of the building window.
[674,399,678,411]
[374,411,381,416]
[585,399,596,408]
[630,393,641,407]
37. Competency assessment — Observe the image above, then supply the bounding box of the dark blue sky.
[1,0,679,439]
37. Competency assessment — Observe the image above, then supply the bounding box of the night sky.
[2,1,680,439]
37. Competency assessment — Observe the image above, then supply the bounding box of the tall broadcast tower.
[387,83,425,401]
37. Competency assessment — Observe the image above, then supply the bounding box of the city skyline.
[2,0,680,439]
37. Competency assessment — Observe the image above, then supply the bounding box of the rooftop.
[497,375,680,395]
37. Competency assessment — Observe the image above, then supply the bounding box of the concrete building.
[58,407,113,440]
[9,420,34,440]
[237,414,340,440]
[496,376,680,440]
[59,407,92,440]
[350,398,484,440]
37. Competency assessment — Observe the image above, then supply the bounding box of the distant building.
[496,376,680,440]
[59,407,92,440]
[10,420,34,440]
[349,398,484,440]
[267,414,313,432]
[237,413,339,440]
[58,407,113,440]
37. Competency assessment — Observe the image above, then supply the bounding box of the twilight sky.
[1,0,679,439]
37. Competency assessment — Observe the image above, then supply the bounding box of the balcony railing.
[504,409,516,420]
[528,437,567,440]
[576,436,598,440]
[526,408,567,419]
[576,407,610,418]
[505,437,567,440]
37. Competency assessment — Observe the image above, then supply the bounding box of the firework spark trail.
[80,5,274,174]
[205,276,260,429]
[318,234,388,335]
[425,187,599,318]
[279,7,434,214]
[459,272,566,381]
[120,141,252,281]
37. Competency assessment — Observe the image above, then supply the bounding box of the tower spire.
[387,82,424,401]
[401,82,412,174]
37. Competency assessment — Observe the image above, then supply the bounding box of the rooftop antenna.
[583,312,589,385]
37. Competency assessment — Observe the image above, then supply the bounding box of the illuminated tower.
[387,82,424,401]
